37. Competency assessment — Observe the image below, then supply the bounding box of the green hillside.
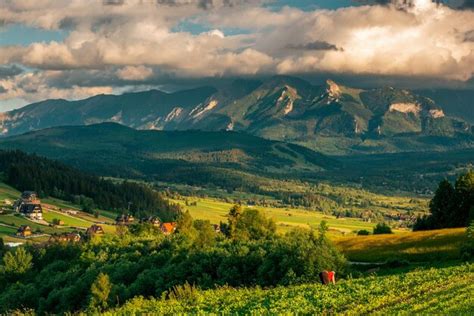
[0,123,338,189]
[108,263,474,315]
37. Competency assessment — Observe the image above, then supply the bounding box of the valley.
[2,1,474,314]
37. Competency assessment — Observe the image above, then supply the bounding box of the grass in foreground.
[335,228,466,262]
[106,263,474,315]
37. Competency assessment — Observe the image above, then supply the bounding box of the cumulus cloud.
[116,66,154,81]
[0,71,113,103]
[0,0,473,107]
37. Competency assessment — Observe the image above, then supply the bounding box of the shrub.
[461,221,474,260]
[373,223,392,235]
[357,230,370,236]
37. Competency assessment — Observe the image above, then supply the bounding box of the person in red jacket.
[319,270,336,285]
[328,271,336,285]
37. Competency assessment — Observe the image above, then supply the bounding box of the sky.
[0,0,473,111]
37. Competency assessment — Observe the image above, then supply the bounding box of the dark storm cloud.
[0,65,23,78]
[287,41,343,52]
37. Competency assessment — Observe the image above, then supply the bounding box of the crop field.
[335,228,466,262]
[108,263,474,315]
[172,197,377,234]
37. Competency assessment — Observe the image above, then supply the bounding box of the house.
[140,216,161,227]
[160,222,177,235]
[19,203,43,220]
[21,191,40,203]
[49,232,81,243]
[16,225,32,237]
[14,191,43,220]
[86,224,105,236]
[115,214,135,225]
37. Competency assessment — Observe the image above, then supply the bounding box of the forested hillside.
[0,150,180,220]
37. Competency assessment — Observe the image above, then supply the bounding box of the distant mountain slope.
[0,123,338,181]
[1,76,472,154]
[416,89,474,124]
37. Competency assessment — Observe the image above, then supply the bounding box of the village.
[1,190,186,245]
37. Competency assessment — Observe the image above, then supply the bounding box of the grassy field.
[108,263,474,315]
[173,196,377,235]
[335,228,467,262]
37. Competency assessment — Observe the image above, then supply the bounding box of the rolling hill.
[0,123,338,182]
[1,76,472,155]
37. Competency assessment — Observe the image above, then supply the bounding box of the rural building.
[160,222,177,235]
[86,224,105,236]
[213,224,221,233]
[140,216,161,227]
[115,214,135,225]
[49,232,82,243]
[21,191,40,203]
[14,191,43,220]
[16,225,32,237]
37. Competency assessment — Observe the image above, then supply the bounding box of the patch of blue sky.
[0,24,69,47]
[172,19,251,36]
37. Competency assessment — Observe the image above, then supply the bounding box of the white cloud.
[116,66,154,81]
[0,0,473,105]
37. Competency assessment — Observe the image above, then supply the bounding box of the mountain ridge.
[1,76,472,155]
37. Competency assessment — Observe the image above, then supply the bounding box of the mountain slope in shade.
[0,123,338,178]
[416,89,474,124]
[1,76,472,154]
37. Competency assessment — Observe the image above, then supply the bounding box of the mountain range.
[1,76,472,155]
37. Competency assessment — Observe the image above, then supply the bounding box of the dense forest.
[0,208,345,314]
[414,170,474,230]
[0,150,181,221]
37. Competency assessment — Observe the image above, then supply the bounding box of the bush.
[373,223,392,235]
[357,230,370,236]
[461,221,474,260]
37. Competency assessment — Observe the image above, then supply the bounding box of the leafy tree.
[357,229,370,236]
[227,204,242,239]
[373,223,392,235]
[176,210,197,240]
[318,220,329,241]
[2,247,33,275]
[461,221,474,260]
[428,179,456,228]
[193,219,216,247]
[415,171,474,230]
[90,273,112,311]
[233,209,276,241]
[454,171,474,227]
